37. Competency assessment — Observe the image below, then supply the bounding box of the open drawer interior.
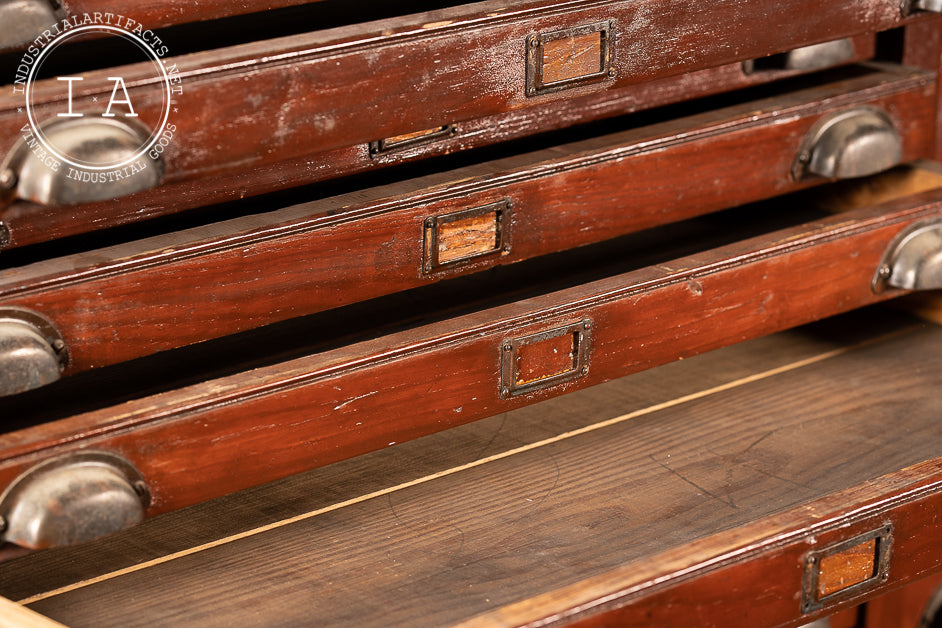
[1,304,941,627]
[0,162,941,550]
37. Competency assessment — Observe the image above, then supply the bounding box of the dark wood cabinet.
[0,1,941,626]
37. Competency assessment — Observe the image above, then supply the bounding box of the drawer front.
[0,68,933,379]
[467,462,942,628]
[0,0,922,242]
[0,34,879,249]
[0,188,940,530]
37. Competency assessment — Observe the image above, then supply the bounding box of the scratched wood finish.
[0,192,940,522]
[862,572,942,627]
[0,0,902,246]
[818,538,878,598]
[6,312,942,627]
[0,35,877,250]
[0,69,932,375]
[0,311,885,594]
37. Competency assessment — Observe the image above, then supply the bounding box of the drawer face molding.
[0,0,908,246]
[0,69,931,380]
[0,192,940,517]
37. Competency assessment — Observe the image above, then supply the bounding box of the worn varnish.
[0,69,933,376]
[0,191,939,521]
[817,538,879,598]
[0,1,899,246]
[0,39,876,249]
[1,309,940,627]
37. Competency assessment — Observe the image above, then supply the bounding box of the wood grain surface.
[0,0,910,246]
[0,41,877,249]
[0,597,66,628]
[0,68,933,376]
[0,191,940,529]
[1,0,906,163]
[1,307,940,627]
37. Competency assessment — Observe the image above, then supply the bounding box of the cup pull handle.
[793,108,902,181]
[0,0,65,51]
[0,307,67,397]
[874,219,942,291]
[0,451,149,549]
[0,117,166,206]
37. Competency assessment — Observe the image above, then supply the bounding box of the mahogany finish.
[0,42,877,250]
[0,0,911,246]
[1,311,939,627]
[0,192,940,519]
[0,68,932,375]
[0,1,940,625]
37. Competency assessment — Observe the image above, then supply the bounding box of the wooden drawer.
[2,307,942,626]
[0,65,933,385]
[0,0,931,247]
[2,173,942,547]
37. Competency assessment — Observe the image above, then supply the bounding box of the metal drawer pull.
[0,0,65,50]
[0,452,149,549]
[742,38,855,74]
[0,117,166,206]
[793,108,901,180]
[903,0,942,14]
[0,307,67,397]
[874,219,942,291]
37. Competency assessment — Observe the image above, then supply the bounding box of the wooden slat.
[4,307,942,627]
[0,192,940,522]
[0,0,905,246]
[0,597,65,628]
[0,310,884,598]
[0,68,934,375]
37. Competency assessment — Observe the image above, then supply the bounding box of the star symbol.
[16,107,22,113]
[92,96,98,102]
[173,107,178,113]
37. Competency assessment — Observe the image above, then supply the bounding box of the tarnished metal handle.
[0,307,67,397]
[0,117,166,206]
[0,451,149,549]
[793,108,902,180]
[0,0,65,51]
[874,219,942,291]
[902,0,942,15]
[742,39,855,74]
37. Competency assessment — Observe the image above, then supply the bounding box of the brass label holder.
[526,21,615,97]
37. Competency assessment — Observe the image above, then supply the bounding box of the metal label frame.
[500,320,591,398]
[369,124,458,158]
[423,199,511,273]
[526,20,615,97]
[801,524,893,614]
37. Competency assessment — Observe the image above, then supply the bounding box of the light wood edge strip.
[458,459,942,628]
[0,596,68,627]
[16,342,862,606]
